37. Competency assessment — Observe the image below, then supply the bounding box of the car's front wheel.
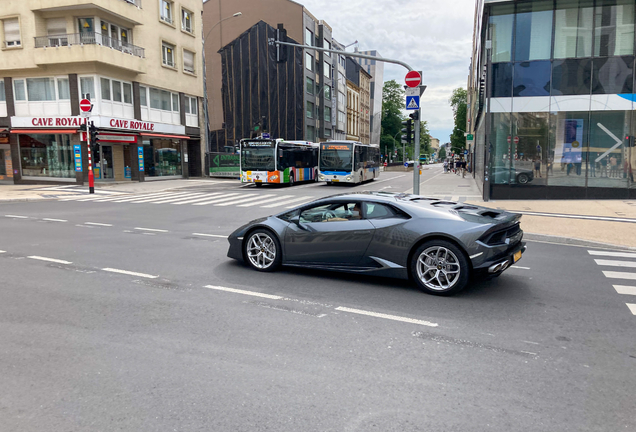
[244,229,281,272]
[410,240,469,296]
[517,173,530,184]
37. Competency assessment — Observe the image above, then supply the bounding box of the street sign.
[507,136,511,144]
[262,133,270,139]
[404,162,408,168]
[405,70,421,88]
[405,88,419,97]
[464,150,468,155]
[79,99,92,113]
[467,134,474,141]
[406,95,420,110]
[73,145,82,172]
[514,136,520,144]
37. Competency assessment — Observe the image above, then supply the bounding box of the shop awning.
[11,129,78,134]
[141,133,189,139]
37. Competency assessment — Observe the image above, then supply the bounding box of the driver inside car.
[348,203,362,220]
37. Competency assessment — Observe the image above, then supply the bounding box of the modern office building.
[202,0,337,150]
[469,0,636,199]
[0,0,204,185]
[332,38,348,141]
[356,49,384,144]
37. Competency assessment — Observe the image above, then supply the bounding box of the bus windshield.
[241,141,276,171]
[320,143,353,172]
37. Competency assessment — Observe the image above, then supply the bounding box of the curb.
[524,232,636,251]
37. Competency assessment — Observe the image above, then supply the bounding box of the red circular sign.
[79,99,92,112]
[507,136,511,144]
[405,70,421,88]
[513,136,520,144]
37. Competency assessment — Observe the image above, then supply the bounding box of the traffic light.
[625,135,635,147]
[409,111,419,121]
[89,121,99,146]
[401,118,413,145]
[78,123,87,132]
[276,24,288,63]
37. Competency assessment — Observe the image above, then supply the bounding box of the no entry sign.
[79,99,92,113]
[514,136,520,144]
[405,70,422,88]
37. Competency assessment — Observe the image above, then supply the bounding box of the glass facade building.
[471,0,636,199]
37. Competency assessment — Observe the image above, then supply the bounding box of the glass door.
[78,18,95,44]
[101,145,114,179]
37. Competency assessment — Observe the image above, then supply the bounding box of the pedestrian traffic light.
[401,119,412,145]
[276,24,288,63]
[409,111,419,121]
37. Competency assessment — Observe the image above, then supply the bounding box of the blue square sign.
[406,95,420,110]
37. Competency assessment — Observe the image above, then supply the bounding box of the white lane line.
[27,256,73,265]
[192,233,229,238]
[170,193,227,205]
[511,265,531,270]
[594,259,636,268]
[451,196,459,201]
[588,250,636,259]
[238,195,294,207]
[193,193,256,206]
[261,196,313,208]
[149,193,210,204]
[134,227,169,233]
[627,304,636,315]
[613,285,636,296]
[522,340,540,345]
[42,218,67,222]
[335,306,438,328]
[369,174,406,185]
[5,215,28,219]
[285,200,314,208]
[603,271,636,281]
[85,222,113,227]
[0,250,6,253]
[94,192,177,203]
[130,192,196,204]
[204,285,283,300]
[515,211,636,224]
[216,194,274,207]
[102,268,158,279]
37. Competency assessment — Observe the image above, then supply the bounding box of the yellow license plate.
[332,179,339,182]
[254,180,262,183]
[513,250,522,263]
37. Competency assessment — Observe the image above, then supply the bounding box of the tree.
[439,146,447,161]
[380,80,405,158]
[449,88,467,155]
[420,120,431,156]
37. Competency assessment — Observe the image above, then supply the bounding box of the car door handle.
[353,230,371,235]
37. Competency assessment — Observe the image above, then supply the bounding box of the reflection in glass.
[511,112,550,185]
[514,61,551,96]
[514,1,553,61]
[489,113,513,184]
[554,0,594,59]
[587,111,630,188]
[552,58,592,95]
[19,134,74,178]
[548,111,589,187]
[143,140,182,177]
[594,0,635,57]
[592,56,633,94]
[492,62,513,97]
[490,5,514,63]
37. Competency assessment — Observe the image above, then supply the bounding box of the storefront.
[0,130,11,183]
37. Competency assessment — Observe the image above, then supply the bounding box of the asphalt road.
[1,171,635,431]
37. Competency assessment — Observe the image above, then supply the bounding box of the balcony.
[29,0,143,25]
[34,33,146,74]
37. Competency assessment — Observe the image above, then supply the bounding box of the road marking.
[513,211,636,224]
[511,266,530,270]
[102,268,158,279]
[626,304,636,315]
[170,193,227,205]
[149,193,210,204]
[193,193,255,206]
[238,195,294,207]
[261,196,314,208]
[451,196,459,201]
[369,174,406,185]
[522,340,540,345]
[95,192,178,202]
[204,285,283,300]
[85,222,112,227]
[335,306,438,328]
[27,256,72,265]
[613,285,636,296]
[42,218,67,222]
[0,250,6,253]
[588,250,636,259]
[602,271,636,281]
[285,200,314,208]
[130,192,196,204]
[134,227,169,233]
[216,194,274,207]
[594,259,636,268]
[192,233,229,238]
[5,215,28,219]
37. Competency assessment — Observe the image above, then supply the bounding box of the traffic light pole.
[87,121,95,194]
[413,113,421,195]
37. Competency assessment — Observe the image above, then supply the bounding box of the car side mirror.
[289,215,301,226]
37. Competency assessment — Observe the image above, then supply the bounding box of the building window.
[490,5,514,62]
[514,1,553,61]
[324,85,331,100]
[552,58,593,95]
[160,0,173,24]
[3,18,21,48]
[19,134,74,179]
[123,82,133,104]
[306,77,314,95]
[306,101,314,118]
[101,78,111,100]
[305,53,314,71]
[112,80,122,102]
[27,78,56,101]
[185,95,197,114]
[324,61,331,78]
[57,78,70,100]
[0,80,5,101]
[513,61,551,96]
[305,28,313,46]
[139,86,147,106]
[324,39,331,56]
[172,93,179,112]
[594,0,634,57]
[162,42,175,67]
[554,0,594,59]
[80,77,94,100]
[181,8,193,33]
[306,125,315,141]
[143,139,182,177]
[325,129,331,137]
[325,106,332,122]
[183,50,195,74]
[14,79,26,101]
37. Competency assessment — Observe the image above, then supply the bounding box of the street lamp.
[202,12,242,155]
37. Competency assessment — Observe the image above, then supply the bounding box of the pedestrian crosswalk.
[590,250,636,316]
[58,191,317,210]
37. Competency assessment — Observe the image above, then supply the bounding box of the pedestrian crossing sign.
[406,95,420,110]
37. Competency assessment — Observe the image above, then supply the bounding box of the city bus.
[240,138,318,186]
[319,141,380,184]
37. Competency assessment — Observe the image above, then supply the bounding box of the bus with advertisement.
[319,141,380,184]
[240,138,319,186]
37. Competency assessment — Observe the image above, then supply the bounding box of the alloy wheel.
[246,232,277,269]
[416,246,462,291]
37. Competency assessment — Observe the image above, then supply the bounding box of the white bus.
[319,141,380,184]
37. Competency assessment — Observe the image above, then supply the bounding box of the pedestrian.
[443,160,448,173]
[600,156,608,177]
[610,155,618,178]
[449,159,454,174]
[533,157,542,178]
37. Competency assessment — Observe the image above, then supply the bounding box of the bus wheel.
[314,169,319,182]
[289,174,294,186]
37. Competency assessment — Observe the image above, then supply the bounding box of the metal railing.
[122,0,141,7]
[34,32,145,58]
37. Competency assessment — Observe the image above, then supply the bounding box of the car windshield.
[241,147,276,172]
[320,145,353,172]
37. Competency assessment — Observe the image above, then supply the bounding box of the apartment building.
[332,39,348,141]
[345,57,371,143]
[0,0,204,185]
[356,49,384,144]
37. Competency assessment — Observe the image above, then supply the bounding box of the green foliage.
[381,80,404,140]
[449,88,467,115]
[439,147,447,160]
[449,87,468,155]
[420,120,431,155]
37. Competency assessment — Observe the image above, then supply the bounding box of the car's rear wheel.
[410,240,469,296]
[517,173,529,184]
[244,229,281,272]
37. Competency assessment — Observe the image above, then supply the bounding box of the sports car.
[227,192,526,296]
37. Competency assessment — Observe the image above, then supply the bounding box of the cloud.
[301,0,475,141]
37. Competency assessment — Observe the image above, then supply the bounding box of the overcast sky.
[301,0,476,143]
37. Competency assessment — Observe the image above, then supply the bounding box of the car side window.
[299,202,362,223]
[363,202,410,220]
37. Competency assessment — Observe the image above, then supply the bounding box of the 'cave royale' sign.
[10,117,88,127]
[11,116,186,135]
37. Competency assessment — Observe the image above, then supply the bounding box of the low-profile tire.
[243,229,282,272]
[517,173,529,184]
[289,174,295,187]
[410,240,470,296]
